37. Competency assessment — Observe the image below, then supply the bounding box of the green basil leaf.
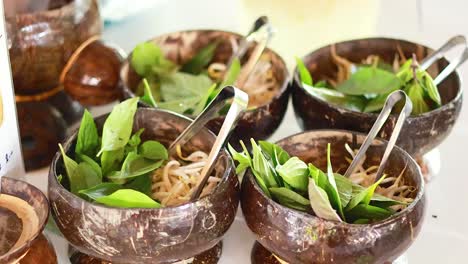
[193,83,218,116]
[295,57,313,86]
[252,168,271,198]
[275,157,309,192]
[140,79,158,107]
[79,182,122,200]
[308,178,342,222]
[228,143,251,174]
[303,84,366,112]
[251,139,278,188]
[138,140,168,160]
[405,82,430,115]
[57,174,63,183]
[75,110,99,158]
[336,67,402,95]
[363,94,388,113]
[259,141,290,166]
[131,42,164,76]
[128,128,145,148]
[95,189,161,208]
[325,143,344,219]
[181,41,219,74]
[98,98,139,155]
[125,174,152,196]
[353,218,370,224]
[308,164,328,189]
[334,174,353,208]
[396,59,414,83]
[59,144,79,193]
[77,154,102,180]
[101,148,125,177]
[269,187,309,205]
[158,97,202,115]
[346,175,386,211]
[137,76,161,102]
[421,71,441,106]
[346,204,393,222]
[109,152,164,182]
[220,58,241,87]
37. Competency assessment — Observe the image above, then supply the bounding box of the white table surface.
[26,0,468,263]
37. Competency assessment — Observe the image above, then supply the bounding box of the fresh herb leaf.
[308,178,342,222]
[303,84,366,112]
[95,189,161,208]
[138,140,168,160]
[269,187,310,211]
[346,175,386,211]
[228,143,251,174]
[98,98,139,155]
[346,204,393,222]
[77,154,102,180]
[59,144,79,193]
[275,157,309,192]
[220,58,241,87]
[140,79,158,107]
[108,152,164,182]
[334,174,353,208]
[159,72,213,114]
[336,66,402,95]
[79,182,122,200]
[75,110,99,158]
[325,143,344,219]
[181,41,219,74]
[251,139,278,188]
[125,174,153,196]
[421,71,441,106]
[193,83,217,116]
[296,57,313,86]
[131,42,176,77]
[127,129,145,150]
[405,81,430,115]
[259,141,290,167]
[363,94,389,113]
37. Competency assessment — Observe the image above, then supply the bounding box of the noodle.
[151,149,220,207]
[344,144,415,211]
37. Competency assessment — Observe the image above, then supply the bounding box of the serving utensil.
[168,86,248,200]
[344,90,413,181]
[420,35,468,85]
[226,16,275,87]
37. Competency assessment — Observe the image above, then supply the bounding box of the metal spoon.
[420,35,468,85]
[344,90,413,182]
[168,86,248,201]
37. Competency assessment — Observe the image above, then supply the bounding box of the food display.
[120,30,290,148]
[291,38,463,157]
[57,98,220,208]
[1,0,467,262]
[230,140,414,224]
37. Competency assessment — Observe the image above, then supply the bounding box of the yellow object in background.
[240,0,379,68]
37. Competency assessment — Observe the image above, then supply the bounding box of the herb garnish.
[229,140,410,223]
[296,53,441,115]
[58,98,169,208]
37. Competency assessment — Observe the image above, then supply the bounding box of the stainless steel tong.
[420,35,468,85]
[226,16,275,87]
[344,90,413,182]
[168,86,248,201]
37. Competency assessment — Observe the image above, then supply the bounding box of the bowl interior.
[0,177,49,260]
[54,107,231,204]
[120,30,288,109]
[275,130,423,209]
[298,38,461,108]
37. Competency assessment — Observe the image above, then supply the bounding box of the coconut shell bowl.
[48,108,239,263]
[0,177,56,263]
[241,130,426,264]
[120,30,290,149]
[291,38,462,157]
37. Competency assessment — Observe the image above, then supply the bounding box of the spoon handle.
[344,90,413,181]
[168,86,248,201]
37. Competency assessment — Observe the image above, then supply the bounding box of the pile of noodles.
[343,144,415,211]
[207,36,279,108]
[151,147,221,207]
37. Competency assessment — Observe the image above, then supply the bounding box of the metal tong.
[344,90,413,182]
[420,35,468,85]
[225,16,275,87]
[168,86,248,201]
